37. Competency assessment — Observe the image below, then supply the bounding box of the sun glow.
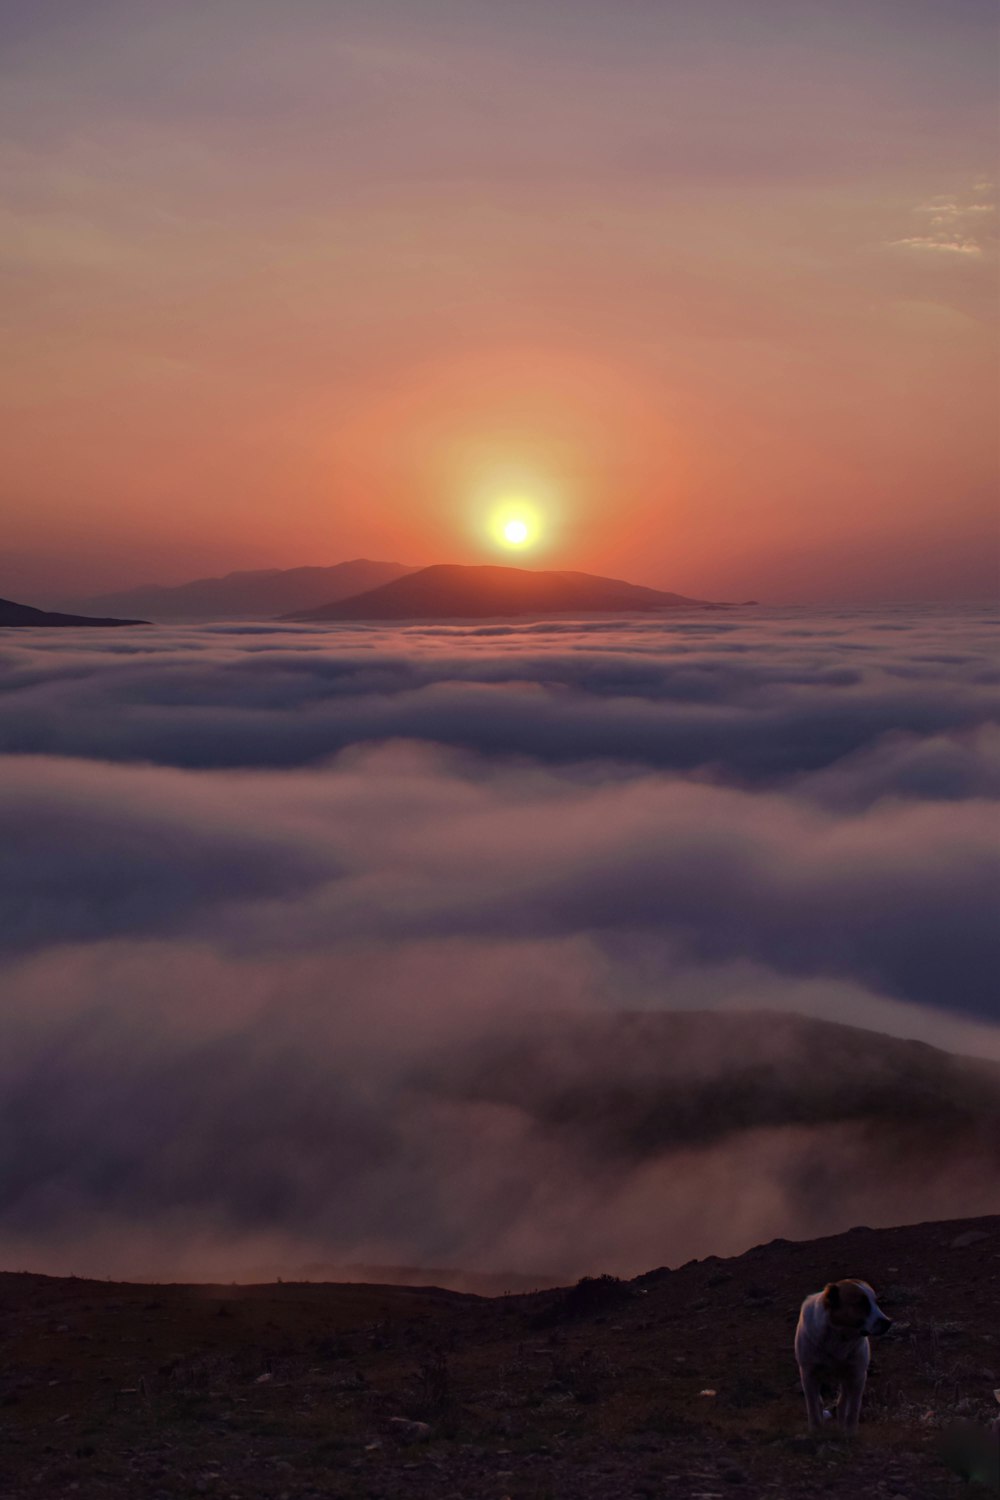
[489,498,541,550]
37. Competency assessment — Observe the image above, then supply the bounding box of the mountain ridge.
[427,1007,1000,1129]
[0,596,148,628]
[287,562,733,621]
[66,559,415,621]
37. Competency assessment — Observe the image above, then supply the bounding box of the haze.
[2,0,997,604]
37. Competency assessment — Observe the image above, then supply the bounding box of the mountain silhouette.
[69,559,414,621]
[288,563,718,621]
[0,597,148,628]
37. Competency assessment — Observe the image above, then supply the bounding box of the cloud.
[889,186,997,257]
[1,609,998,1278]
[2,936,999,1283]
[0,754,340,949]
[890,236,982,255]
[2,737,997,1017]
[1,612,997,782]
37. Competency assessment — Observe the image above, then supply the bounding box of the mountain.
[411,1009,1000,1267]
[287,563,716,620]
[4,1214,998,1498]
[0,596,148,628]
[68,560,415,621]
[427,1009,1000,1156]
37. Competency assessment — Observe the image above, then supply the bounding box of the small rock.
[951,1230,992,1249]
[388,1417,432,1445]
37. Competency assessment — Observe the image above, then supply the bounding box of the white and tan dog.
[795,1278,892,1432]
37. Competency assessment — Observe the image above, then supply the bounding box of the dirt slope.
[1,1215,997,1499]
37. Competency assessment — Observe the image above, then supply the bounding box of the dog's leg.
[799,1367,825,1432]
[839,1373,865,1434]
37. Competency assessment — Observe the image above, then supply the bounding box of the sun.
[489,497,541,551]
[503,518,529,546]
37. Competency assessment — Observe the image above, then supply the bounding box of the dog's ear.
[823,1282,841,1308]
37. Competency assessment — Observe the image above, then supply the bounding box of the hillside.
[287,563,716,621]
[0,597,147,628]
[429,1009,1000,1153]
[408,1010,1000,1268]
[2,1216,997,1498]
[68,560,414,621]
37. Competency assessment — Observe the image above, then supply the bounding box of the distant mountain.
[427,1009,1000,1158]
[418,1009,1000,1249]
[251,1262,556,1296]
[0,597,147,628]
[288,563,716,621]
[69,560,415,621]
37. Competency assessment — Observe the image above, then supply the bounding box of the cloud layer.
[1,607,998,1279]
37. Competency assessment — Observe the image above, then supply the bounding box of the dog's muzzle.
[872,1315,893,1337]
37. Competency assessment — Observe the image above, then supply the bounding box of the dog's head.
[823,1279,893,1338]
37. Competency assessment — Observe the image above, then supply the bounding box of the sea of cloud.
[1,606,998,1281]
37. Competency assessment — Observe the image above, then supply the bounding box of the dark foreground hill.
[287,563,719,620]
[68,560,414,621]
[0,597,147,628]
[2,1216,998,1500]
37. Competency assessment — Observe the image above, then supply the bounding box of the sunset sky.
[2,0,997,604]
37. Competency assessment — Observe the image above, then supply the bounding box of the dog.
[795,1278,892,1432]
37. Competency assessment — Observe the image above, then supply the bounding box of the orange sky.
[1,0,997,603]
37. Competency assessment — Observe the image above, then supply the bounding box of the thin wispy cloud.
[891,236,983,256]
[889,185,997,257]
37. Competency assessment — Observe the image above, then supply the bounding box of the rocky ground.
[1,1216,998,1499]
